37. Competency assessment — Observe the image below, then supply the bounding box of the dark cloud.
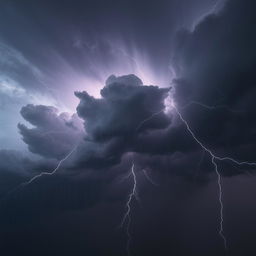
[1,1,256,255]
[0,0,223,151]
[172,0,256,162]
[72,74,177,169]
[18,104,83,159]
[16,75,181,172]
[73,74,217,175]
[76,74,170,141]
[17,70,251,178]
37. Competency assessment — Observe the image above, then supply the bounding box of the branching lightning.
[119,95,256,255]
[7,79,255,256]
[119,107,172,255]
[172,102,256,252]
[173,104,228,250]
[119,109,167,255]
[3,145,78,200]
[120,160,138,256]
[23,145,78,186]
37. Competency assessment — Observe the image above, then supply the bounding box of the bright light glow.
[164,93,176,113]
[56,39,174,111]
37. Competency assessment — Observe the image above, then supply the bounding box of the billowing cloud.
[18,104,83,159]
[71,74,189,169]
[76,74,170,141]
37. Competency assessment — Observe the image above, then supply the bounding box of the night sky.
[1,0,256,255]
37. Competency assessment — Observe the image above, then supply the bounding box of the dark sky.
[1,0,256,255]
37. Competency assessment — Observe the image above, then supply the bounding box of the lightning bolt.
[119,109,166,255]
[173,103,256,252]
[3,145,78,200]
[173,105,228,250]
[119,159,139,256]
[23,145,78,186]
[119,108,171,255]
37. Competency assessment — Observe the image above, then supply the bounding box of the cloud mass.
[1,0,256,255]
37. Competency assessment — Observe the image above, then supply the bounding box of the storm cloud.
[18,104,83,159]
[76,74,170,140]
[1,0,256,255]
[171,0,256,164]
